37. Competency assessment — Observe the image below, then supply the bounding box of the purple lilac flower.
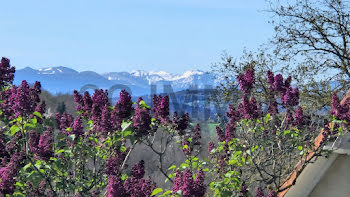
[113,90,133,119]
[83,91,93,113]
[105,148,128,176]
[133,104,151,137]
[193,124,201,145]
[152,95,160,115]
[152,95,170,123]
[225,122,236,143]
[111,90,133,130]
[182,169,194,197]
[267,70,275,88]
[0,165,16,195]
[0,152,24,195]
[34,101,46,124]
[131,160,145,179]
[124,176,156,197]
[106,175,126,197]
[36,128,54,161]
[193,170,206,196]
[294,106,305,128]
[273,74,285,93]
[284,76,292,88]
[73,90,84,105]
[331,93,350,122]
[281,87,299,107]
[240,95,260,120]
[172,169,206,197]
[237,68,255,93]
[72,115,84,136]
[13,81,34,117]
[256,187,265,197]
[172,170,183,193]
[56,113,74,134]
[173,112,189,135]
[226,104,241,122]
[216,126,225,142]
[100,105,112,134]
[0,57,15,88]
[158,95,170,123]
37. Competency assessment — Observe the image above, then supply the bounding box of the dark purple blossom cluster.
[267,71,299,107]
[237,68,255,93]
[172,169,206,197]
[331,93,350,123]
[172,112,189,135]
[29,128,54,161]
[55,112,85,138]
[0,151,25,195]
[55,113,73,132]
[152,95,170,123]
[107,160,156,197]
[130,160,145,179]
[256,187,265,197]
[74,89,135,134]
[0,80,43,119]
[238,95,261,120]
[105,148,129,176]
[216,126,225,142]
[0,57,15,88]
[133,98,152,137]
[294,106,305,128]
[111,90,134,130]
[192,123,201,145]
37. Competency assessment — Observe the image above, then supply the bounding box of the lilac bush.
[0,57,343,197]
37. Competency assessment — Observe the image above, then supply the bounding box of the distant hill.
[14,66,219,96]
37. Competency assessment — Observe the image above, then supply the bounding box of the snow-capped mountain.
[14,66,218,96]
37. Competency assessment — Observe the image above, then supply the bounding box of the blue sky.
[0,0,273,74]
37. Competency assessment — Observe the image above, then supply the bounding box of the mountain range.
[14,66,218,96]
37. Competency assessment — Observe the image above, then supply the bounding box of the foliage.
[0,56,347,197]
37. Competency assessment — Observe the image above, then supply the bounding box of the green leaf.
[168,165,177,170]
[123,130,132,137]
[121,122,132,131]
[163,191,172,195]
[265,113,271,123]
[24,123,35,129]
[297,146,303,151]
[10,125,20,136]
[180,163,189,169]
[283,130,291,135]
[55,149,65,154]
[120,146,127,152]
[33,111,42,118]
[151,188,163,196]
